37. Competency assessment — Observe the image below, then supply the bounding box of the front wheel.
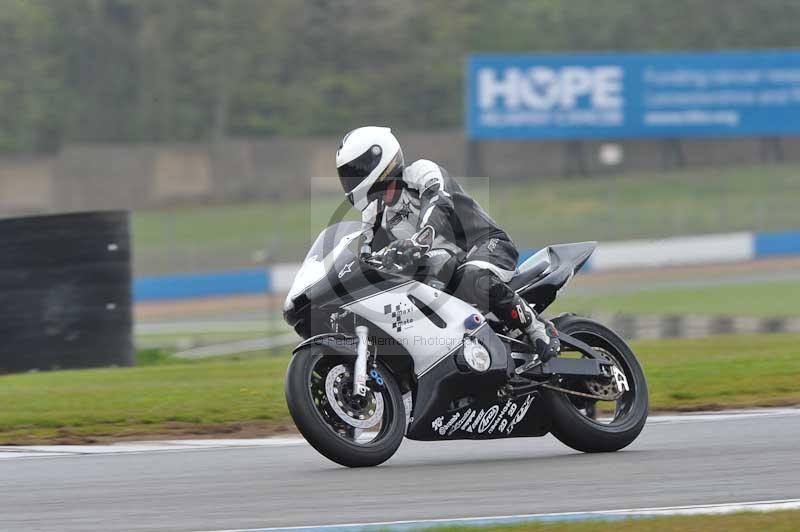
[546,315,649,453]
[285,351,406,467]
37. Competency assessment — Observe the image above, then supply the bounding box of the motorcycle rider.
[336,126,559,362]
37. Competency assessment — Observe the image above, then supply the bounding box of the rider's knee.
[453,265,491,310]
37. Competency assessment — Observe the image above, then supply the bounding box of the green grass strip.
[1,333,799,443]
[425,509,800,532]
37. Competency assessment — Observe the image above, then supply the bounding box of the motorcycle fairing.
[340,281,490,376]
[511,242,596,314]
[404,323,551,441]
[406,346,550,441]
[285,253,413,337]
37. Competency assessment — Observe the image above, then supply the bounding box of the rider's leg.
[452,264,559,362]
[485,275,560,362]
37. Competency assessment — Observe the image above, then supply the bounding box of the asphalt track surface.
[1,409,799,532]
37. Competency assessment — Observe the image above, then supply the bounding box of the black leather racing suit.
[360,159,537,337]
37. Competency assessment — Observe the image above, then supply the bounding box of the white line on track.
[644,407,800,425]
[0,437,306,460]
[191,498,800,532]
[0,407,797,461]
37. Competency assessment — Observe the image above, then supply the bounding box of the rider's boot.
[509,297,560,363]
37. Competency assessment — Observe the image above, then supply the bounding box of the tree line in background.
[1,0,799,153]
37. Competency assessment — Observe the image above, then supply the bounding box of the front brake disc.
[325,364,384,429]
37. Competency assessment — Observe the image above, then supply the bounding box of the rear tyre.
[285,351,406,467]
[546,315,648,453]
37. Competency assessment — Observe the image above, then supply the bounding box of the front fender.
[292,333,359,358]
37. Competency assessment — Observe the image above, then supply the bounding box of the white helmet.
[336,126,404,210]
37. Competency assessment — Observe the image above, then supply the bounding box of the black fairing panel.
[508,256,550,292]
[406,326,550,441]
[407,355,550,441]
[514,241,596,314]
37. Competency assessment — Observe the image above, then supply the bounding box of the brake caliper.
[369,368,385,388]
[611,365,630,393]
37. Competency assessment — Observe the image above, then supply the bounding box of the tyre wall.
[0,211,133,373]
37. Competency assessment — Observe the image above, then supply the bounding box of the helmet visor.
[337,145,382,194]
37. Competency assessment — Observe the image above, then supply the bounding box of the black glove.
[382,239,423,271]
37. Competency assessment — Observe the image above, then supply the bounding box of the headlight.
[463,338,491,372]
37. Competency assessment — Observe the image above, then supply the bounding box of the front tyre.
[546,315,649,453]
[285,351,406,467]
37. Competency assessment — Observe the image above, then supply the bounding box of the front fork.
[353,325,369,396]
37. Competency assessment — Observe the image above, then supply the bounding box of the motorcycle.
[283,222,648,467]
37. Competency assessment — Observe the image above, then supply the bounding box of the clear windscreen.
[303,222,362,264]
[286,222,363,301]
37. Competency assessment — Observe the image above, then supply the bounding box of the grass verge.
[427,510,800,532]
[1,333,799,444]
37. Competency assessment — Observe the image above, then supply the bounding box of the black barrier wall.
[0,211,133,373]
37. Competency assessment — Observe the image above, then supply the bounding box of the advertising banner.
[467,50,800,139]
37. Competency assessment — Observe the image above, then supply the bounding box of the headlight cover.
[462,337,491,372]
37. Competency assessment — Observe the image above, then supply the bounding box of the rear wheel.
[285,351,406,467]
[546,315,648,453]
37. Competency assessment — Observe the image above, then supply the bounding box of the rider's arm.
[417,247,459,289]
[359,199,383,257]
[404,160,456,244]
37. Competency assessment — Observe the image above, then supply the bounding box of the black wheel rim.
[559,329,639,428]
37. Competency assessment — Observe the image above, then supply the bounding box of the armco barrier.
[753,230,800,258]
[134,268,270,301]
[133,229,800,302]
[585,232,753,271]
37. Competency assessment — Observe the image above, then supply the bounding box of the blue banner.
[467,50,800,139]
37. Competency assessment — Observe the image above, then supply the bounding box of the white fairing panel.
[342,281,480,376]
